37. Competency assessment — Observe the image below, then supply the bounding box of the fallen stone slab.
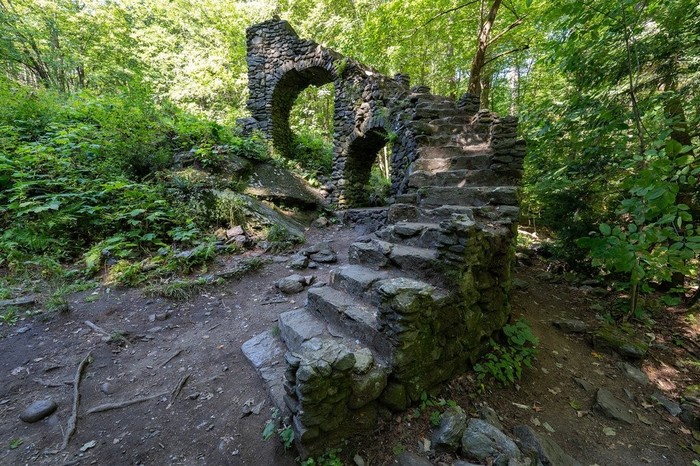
[651,391,681,416]
[553,319,589,334]
[0,296,36,308]
[617,362,649,385]
[595,388,635,424]
[513,424,582,466]
[393,452,432,466]
[461,418,522,465]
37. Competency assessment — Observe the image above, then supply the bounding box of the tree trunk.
[467,0,501,97]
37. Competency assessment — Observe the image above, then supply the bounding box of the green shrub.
[474,320,539,386]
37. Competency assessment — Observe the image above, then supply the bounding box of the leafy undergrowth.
[0,79,312,309]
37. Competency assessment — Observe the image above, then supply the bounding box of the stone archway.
[343,128,388,206]
[270,66,334,159]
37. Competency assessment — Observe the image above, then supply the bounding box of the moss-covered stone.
[593,323,649,359]
[380,382,408,411]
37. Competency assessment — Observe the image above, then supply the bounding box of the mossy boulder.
[592,323,649,359]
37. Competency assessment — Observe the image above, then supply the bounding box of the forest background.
[0,0,698,315]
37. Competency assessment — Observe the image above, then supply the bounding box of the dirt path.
[1,225,698,465]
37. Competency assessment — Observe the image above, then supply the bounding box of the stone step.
[418,186,519,208]
[415,133,482,146]
[413,154,491,171]
[348,238,440,277]
[408,169,506,188]
[428,115,473,126]
[375,221,442,248]
[388,203,475,223]
[329,264,393,306]
[416,144,492,159]
[241,330,289,416]
[306,287,394,359]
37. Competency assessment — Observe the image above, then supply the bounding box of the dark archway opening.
[270,66,334,160]
[345,128,390,207]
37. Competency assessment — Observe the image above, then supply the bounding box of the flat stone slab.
[595,388,635,424]
[241,330,287,415]
[279,309,326,353]
[512,425,582,466]
[617,362,649,385]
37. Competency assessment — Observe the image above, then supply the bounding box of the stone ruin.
[240,19,526,456]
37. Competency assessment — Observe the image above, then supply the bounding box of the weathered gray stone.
[553,319,589,334]
[573,377,595,392]
[512,425,582,466]
[394,452,432,466]
[19,399,57,423]
[595,388,635,424]
[461,418,522,465]
[479,403,504,431]
[617,362,649,385]
[432,406,467,452]
[289,254,309,269]
[276,274,306,294]
[651,391,681,416]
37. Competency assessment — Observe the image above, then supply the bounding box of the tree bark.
[467,0,501,97]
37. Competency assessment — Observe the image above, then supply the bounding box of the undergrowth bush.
[0,79,268,283]
[474,319,539,386]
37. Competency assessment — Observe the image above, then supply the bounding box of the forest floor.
[0,222,699,466]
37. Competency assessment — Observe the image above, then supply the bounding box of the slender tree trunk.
[468,0,501,97]
[620,1,644,154]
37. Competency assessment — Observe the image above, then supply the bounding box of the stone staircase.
[242,92,525,456]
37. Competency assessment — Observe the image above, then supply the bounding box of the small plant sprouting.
[474,319,539,386]
[262,407,295,451]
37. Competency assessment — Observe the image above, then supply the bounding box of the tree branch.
[483,44,530,67]
[486,15,526,46]
[405,0,479,38]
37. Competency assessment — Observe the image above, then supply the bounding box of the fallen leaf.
[80,440,97,452]
[533,403,543,412]
[532,417,541,426]
[591,352,603,359]
[548,387,562,396]
[603,427,616,436]
[543,422,555,433]
[570,400,582,410]
[679,427,691,435]
[637,413,653,425]
[541,367,549,374]
[641,401,654,409]
[512,402,530,410]
[694,431,700,441]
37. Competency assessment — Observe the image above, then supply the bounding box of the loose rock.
[512,424,582,466]
[461,418,522,465]
[617,362,649,385]
[276,274,306,294]
[651,391,681,416]
[20,399,57,423]
[393,452,432,466]
[432,406,467,452]
[553,319,589,334]
[595,388,635,424]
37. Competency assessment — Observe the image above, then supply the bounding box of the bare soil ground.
[1,224,698,466]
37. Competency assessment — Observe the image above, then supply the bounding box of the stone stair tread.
[418,186,518,207]
[241,330,288,416]
[306,286,393,359]
[330,264,393,297]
